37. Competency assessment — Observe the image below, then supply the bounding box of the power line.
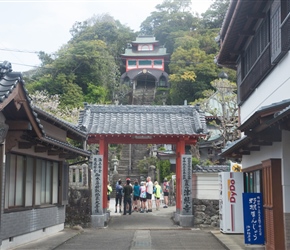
[0,48,41,54]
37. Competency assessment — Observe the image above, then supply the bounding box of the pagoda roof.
[131,35,159,44]
[121,47,169,58]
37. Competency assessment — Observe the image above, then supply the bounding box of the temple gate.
[78,104,207,227]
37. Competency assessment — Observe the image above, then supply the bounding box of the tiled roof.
[0,64,45,135]
[132,36,158,44]
[193,165,229,173]
[0,62,24,102]
[33,106,87,140]
[78,104,208,136]
[0,62,90,158]
[239,99,290,131]
[121,47,169,57]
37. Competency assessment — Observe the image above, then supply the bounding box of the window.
[244,170,262,193]
[159,76,167,87]
[271,1,282,63]
[138,60,152,66]
[128,60,136,67]
[123,76,130,86]
[243,13,270,77]
[138,44,153,51]
[5,154,60,209]
[154,60,163,68]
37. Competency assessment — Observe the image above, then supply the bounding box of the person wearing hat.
[123,178,133,215]
[162,178,169,208]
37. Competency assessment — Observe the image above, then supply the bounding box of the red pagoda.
[120,35,169,89]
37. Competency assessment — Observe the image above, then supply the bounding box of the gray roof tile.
[193,165,229,173]
[79,104,208,136]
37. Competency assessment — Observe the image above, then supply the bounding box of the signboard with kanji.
[243,193,265,245]
[91,155,103,215]
[181,155,192,215]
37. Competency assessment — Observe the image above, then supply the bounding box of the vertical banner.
[91,155,103,215]
[243,193,265,245]
[181,155,192,215]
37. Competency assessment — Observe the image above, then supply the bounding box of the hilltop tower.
[120,35,170,93]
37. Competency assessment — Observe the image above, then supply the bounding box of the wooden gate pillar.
[99,137,108,211]
[175,139,185,212]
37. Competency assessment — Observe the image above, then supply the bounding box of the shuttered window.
[271,1,282,64]
[243,13,270,77]
[4,154,62,210]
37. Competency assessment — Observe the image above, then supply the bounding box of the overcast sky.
[0,0,213,72]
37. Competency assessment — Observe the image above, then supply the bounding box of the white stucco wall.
[241,142,282,168]
[240,51,290,123]
[192,173,220,200]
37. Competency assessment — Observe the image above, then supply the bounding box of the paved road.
[53,202,226,250]
[54,228,226,250]
[13,199,231,250]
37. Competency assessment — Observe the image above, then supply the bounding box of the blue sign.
[242,193,265,245]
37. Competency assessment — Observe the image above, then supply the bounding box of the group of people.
[107,176,170,215]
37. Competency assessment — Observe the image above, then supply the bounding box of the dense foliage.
[24,0,233,112]
[24,0,236,172]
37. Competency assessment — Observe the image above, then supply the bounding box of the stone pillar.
[179,155,193,227]
[91,154,108,227]
[82,163,88,188]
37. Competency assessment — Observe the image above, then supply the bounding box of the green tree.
[60,82,84,109]
[140,0,199,54]
[191,77,239,148]
[169,45,219,104]
[69,14,136,74]
[84,83,108,104]
[26,14,136,106]
[200,0,230,29]
[157,160,172,183]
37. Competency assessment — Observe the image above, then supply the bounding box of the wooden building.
[0,62,90,249]
[216,1,290,249]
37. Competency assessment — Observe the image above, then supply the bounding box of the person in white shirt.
[146,176,153,212]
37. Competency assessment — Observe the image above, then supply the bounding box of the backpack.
[116,184,123,196]
[163,182,169,192]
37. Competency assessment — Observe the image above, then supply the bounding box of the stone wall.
[65,187,92,228]
[193,198,220,228]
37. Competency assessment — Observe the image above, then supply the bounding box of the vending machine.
[219,172,244,234]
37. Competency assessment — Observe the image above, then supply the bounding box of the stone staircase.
[114,85,156,183]
[133,86,155,105]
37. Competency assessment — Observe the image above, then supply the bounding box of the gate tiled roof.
[78,104,207,136]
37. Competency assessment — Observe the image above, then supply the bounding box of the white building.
[217,1,290,249]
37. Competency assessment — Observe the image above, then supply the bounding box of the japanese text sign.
[91,155,103,215]
[181,155,192,215]
[243,193,265,245]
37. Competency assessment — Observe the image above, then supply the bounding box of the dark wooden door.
[262,159,285,250]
